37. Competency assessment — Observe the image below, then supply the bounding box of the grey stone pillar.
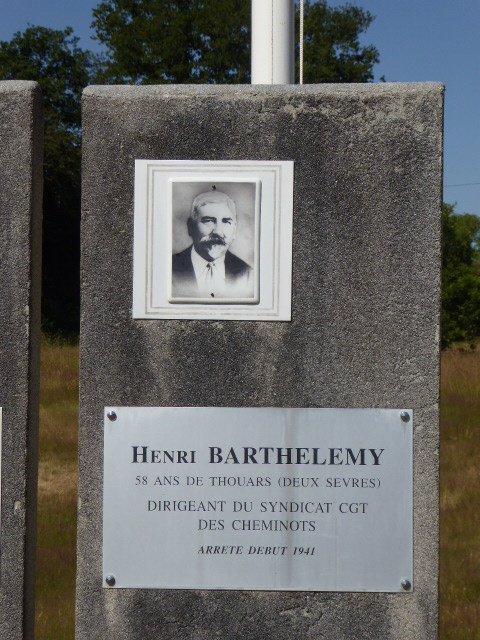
[0,81,43,640]
[78,84,443,640]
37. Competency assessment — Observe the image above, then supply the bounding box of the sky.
[0,0,478,216]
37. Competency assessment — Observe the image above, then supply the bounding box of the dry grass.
[34,342,480,638]
[440,347,480,639]
[35,340,78,640]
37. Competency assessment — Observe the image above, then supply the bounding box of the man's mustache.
[200,235,226,247]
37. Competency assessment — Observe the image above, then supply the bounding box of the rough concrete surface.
[78,84,443,640]
[0,81,43,640]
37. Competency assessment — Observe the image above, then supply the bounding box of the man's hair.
[191,190,236,219]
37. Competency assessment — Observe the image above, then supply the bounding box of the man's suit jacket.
[172,246,252,298]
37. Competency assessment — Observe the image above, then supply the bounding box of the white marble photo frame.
[133,160,294,321]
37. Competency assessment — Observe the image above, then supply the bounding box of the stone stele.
[0,81,43,640]
[78,84,443,640]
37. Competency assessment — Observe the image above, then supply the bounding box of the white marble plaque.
[132,160,293,320]
[103,407,412,591]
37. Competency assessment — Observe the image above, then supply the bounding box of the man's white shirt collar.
[191,245,226,295]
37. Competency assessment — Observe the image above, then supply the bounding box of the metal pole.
[251,0,295,84]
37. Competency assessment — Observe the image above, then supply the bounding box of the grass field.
[34,342,480,638]
[440,348,480,639]
[35,341,78,640]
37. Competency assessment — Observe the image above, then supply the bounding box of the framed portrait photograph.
[169,180,260,304]
[133,160,293,321]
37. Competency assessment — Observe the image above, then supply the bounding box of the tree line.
[0,0,477,347]
[442,204,480,347]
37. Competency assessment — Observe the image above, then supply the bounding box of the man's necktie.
[206,262,215,297]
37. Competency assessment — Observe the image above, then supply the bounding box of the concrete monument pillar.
[78,84,443,640]
[0,80,43,640]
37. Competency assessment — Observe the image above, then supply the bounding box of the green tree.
[92,0,250,83]
[300,1,379,82]
[442,203,480,348]
[0,26,97,335]
[92,0,379,84]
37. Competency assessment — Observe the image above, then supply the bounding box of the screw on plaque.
[107,410,117,422]
[400,411,410,423]
[105,575,116,586]
[401,579,412,591]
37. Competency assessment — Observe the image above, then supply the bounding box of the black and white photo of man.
[171,185,256,300]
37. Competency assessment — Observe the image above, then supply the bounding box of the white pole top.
[251,0,295,84]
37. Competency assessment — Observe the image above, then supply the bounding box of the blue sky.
[1,0,478,216]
